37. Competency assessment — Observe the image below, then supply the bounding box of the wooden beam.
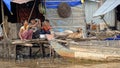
[12,39,49,45]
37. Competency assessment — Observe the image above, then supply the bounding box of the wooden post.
[1,0,4,22]
[1,1,18,59]
[42,44,45,57]
[40,43,45,58]
[1,0,6,58]
[29,47,32,58]
[1,1,8,39]
[49,45,52,58]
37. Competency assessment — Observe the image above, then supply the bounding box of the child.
[19,20,33,40]
[41,19,51,34]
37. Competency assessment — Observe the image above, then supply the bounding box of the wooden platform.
[12,39,49,44]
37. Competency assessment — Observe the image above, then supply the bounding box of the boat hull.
[50,40,120,61]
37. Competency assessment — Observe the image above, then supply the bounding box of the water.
[0,58,120,68]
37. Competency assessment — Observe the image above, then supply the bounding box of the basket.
[57,2,72,18]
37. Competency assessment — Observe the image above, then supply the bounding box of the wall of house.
[85,0,115,27]
[45,4,85,32]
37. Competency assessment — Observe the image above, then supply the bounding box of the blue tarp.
[3,0,11,12]
[105,35,120,40]
[45,0,82,8]
[2,0,33,14]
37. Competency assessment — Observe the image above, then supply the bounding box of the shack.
[0,0,86,59]
[85,0,120,30]
[1,0,120,38]
[0,0,46,59]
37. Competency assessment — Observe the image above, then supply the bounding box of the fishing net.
[57,2,72,18]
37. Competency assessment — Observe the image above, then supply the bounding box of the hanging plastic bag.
[38,3,46,15]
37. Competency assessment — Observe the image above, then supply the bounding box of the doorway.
[116,5,120,30]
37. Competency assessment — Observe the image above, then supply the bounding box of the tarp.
[45,0,82,8]
[93,0,120,17]
[105,35,120,40]
[3,0,11,12]
[12,0,33,4]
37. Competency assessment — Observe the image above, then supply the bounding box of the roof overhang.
[11,0,33,4]
[93,0,120,17]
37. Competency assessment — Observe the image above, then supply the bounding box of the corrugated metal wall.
[45,5,85,31]
[85,0,115,26]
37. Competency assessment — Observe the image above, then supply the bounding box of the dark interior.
[114,5,120,30]
[116,5,120,21]
[0,0,45,24]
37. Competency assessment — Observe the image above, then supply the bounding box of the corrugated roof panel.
[93,0,120,17]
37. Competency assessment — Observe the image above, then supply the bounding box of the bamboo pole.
[1,0,11,58]
[1,0,7,58]
[1,0,4,22]
[1,0,8,39]
[28,0,36,22]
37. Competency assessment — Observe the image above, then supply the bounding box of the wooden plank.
[19,44,33,47]
[48,17,85,19]
[12,39,49,45]
[0,38,99,45]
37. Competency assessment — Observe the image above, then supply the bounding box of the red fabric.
[16,0,44,23]
[17,6,35,22]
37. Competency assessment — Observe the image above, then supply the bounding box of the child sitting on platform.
[18,20,33,40]
[41,19,51,34]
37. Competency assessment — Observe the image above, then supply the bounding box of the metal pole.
[100,15,109,29]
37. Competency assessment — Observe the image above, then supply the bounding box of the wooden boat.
[49,40,120,61]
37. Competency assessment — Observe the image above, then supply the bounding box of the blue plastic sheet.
[45,0,82,8]
[3,0,12,12]
[105,35,120,40]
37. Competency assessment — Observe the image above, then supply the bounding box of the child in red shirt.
[41,19,51,34]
